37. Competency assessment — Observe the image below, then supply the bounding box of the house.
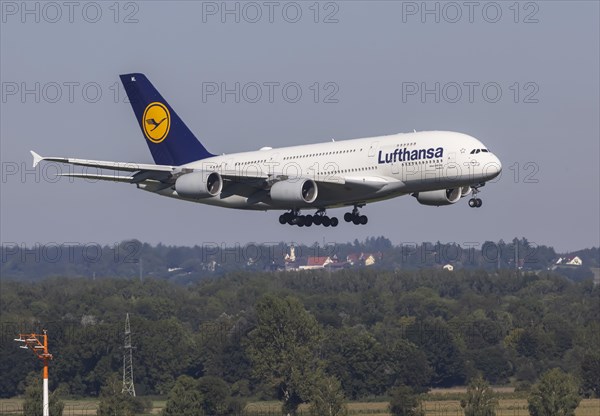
[284,245,297,263]
[299,256,334,270]
[555,256,583,267]
[346,252,382,267]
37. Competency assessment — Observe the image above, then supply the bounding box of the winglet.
[30,151,43,168]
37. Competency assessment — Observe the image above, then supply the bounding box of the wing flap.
[57,173,135,183]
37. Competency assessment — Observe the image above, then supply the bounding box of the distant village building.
[299,256,334,270]
[284,245,297,263]
[555,256,583,267]
[346,252,381,267]
[206,260,217,272]
[283,246,380,271]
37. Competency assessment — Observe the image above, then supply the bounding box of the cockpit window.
[476,149,481,154]
[470,149,476,154]
[481,149,489,152]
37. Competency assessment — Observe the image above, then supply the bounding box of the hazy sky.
[1,1,598,253]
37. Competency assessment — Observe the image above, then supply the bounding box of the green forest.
[1,253,599,408]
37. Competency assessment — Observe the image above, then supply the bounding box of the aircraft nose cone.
[494,154,502,172]
[486,154,502,179]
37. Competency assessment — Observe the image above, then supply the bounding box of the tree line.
[1,238,597,283]
[1,265,598,409]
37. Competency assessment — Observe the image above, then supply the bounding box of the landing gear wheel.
[313,216,322,225]
[304,215,313,226]
[322,216,331,227]
[345,205,368,225]
[330,217,339,227]
[279,215,287,224]
[476,198,483,207]
[469,198,477,208]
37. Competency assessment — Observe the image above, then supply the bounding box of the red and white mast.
[15,330,53,416]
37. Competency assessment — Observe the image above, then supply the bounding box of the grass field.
[0,397,598,416]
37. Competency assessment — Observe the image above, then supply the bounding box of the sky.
[1,1,599,253]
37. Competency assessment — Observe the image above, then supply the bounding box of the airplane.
[31,73,502,228]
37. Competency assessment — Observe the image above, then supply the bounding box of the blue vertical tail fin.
[120,73,214,166]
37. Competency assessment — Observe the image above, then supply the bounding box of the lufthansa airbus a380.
[31,73,502,227]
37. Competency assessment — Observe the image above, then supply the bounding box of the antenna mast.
[15,330,53,416]
[122,313,136,396]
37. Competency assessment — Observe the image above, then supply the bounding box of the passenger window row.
[284,149,358,161]
[236,159,267,166]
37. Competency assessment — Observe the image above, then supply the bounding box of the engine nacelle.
[415,188,462,206]
[460,186,472,198]
[175,172,223,199]
[270,179,318,204]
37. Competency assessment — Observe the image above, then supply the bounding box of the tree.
[406,318,466,387]
[161,376,204,416]
[527,369,581,416]
[97,374,151,416]
[580,350,600,397]
[324,327,431,399]
[161,375,241,416]
[460,376,498,416]
[22,373,64,416]
[197,376,229,415]
[389,385,424,416]
[245,295,323,415]
[323,327,386,399]
[308,376,348,416]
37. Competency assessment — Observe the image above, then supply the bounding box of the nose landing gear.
[468,186,483,208]
[468,198,482,208]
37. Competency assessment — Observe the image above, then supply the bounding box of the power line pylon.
[15,330,53,416]
[122,313,136,396]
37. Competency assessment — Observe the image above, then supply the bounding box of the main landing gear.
[279,209,339,227]
[343,206,368,225]
[468,186,483,208]
[278,206,369,227]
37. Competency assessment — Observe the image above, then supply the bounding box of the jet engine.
[415,188,462,206]
[270,179,318,204]
[175,172,223,199]
[460,186,472,197]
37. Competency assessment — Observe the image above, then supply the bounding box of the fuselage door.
[368,141,379,157]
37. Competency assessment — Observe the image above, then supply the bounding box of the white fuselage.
[140,131,502,211]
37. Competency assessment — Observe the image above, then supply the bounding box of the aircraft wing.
[31,151,188,184]
[31,151,176,173]
[31,150,394,194]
